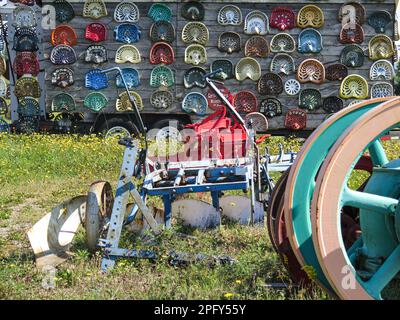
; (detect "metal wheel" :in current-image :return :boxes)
[311,97,400,299]
[266,169,289,252]
[105,126,131,139]
[85,181,114,253]
[283,97,391,293]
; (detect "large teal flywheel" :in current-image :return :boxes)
[311,99,400,300]
[284,97,394,294]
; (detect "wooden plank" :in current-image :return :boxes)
[41,1,396,130]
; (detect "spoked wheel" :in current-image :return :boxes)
[283,97,392,294]
[85,181,114,253]
[311,98,400,300]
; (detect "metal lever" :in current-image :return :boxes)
[203,68,223,80]
[100,67,146,137]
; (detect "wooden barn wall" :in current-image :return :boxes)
[41,0,396,130]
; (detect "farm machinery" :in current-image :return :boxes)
[27,67,400,300]
[28,67,295,269]
[267,97,400,300]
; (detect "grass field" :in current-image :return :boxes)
[0,133,398,300]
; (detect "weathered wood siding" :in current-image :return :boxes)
[42,0,396,130]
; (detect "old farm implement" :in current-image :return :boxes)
[20,0,400,300]
[267,97,400,300]
[27,70,400,300]
[28,67,295,270]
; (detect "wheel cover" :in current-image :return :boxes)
[371,82,394,99]
[184,67,207,89]
[370,60,394,81]
[15,77,41,98]
[299,88,322,111]
[18,97,40,117]
[115,68,140,89]
[50,44,76,65]
[85,23,107,43]
[12,5,36,28]
[322,96,344,114]
[184,44,207,66]
[369,35,395,60]
[284,109,307,130]
[115,44,141,64]
[182,22,209,46]
[340,44,364,68]
[259,98,282,118]
[114,1,139,23]
[149,21,175,43]
[340,75,369,100]
[218,32,241,54]
[244,10,269,35]
[270,7,296,31]
[270,33,295,53]
[116,91,143,112]
[233,91,258,113]
[368,11,392,33]
[245,36,269,58]
[84,92,108,112]
[217,5,242,26]
[210,60,234,80]
[114,23,141,44]
[297,5,324,29]
[51,67,74,88]
[13,30,39,52]
[270,53,295,76]
[51,25,77,46]
[148,3,172,22]
[297,58,325,84]
[244,112,268,131]
[182,92,208,116]
[339,23,364,44]
[13,52,40,77]
[149,42,174,65]
[150,88,173,110]
[85,45,107,64]
[150,65,174,87]
[311,97,400,299]
[326,64,348,81]
[284,97,391,294]
[181,1,205,21]
[298,28,323,54]
[51,92,76,112]
[284,79,301,96]
[85,69,108,90]
[82,0,108,19]
[53,0,75,23]
[257,72,283,96]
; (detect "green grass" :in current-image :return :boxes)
[0,133,398,300]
